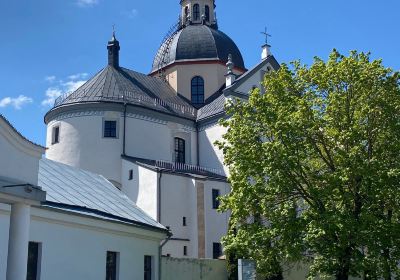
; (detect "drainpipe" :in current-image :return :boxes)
[196,123,200,166]
[122,103,127,156]
[158,232,172,280]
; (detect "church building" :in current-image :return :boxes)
[43,0,280,260]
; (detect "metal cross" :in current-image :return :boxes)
[261,27,272,45]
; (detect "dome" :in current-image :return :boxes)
[152,25,245,73]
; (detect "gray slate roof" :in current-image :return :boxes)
[52,66,196,119]
[197,93,226,121]
[38,159,165,231]
[152,25,245,72]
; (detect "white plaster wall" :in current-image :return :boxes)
[46,112,123,184]
[234,62,274,95]
[0,131,41,185]
[0,204,10,279]
[160,174,198,258]
[199,123,227,174]
[122,160,159,221]
[0,204,165,280]
[203,181,230,259]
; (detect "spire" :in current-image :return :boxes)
[225,54,236,87]
[107,26,120,68]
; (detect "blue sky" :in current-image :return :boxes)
[1,0,399,146]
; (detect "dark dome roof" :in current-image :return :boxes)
[152,25,245,72]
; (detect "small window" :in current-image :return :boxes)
[174,137,185,164]
[128,170,133,181]
[193,4,200,21]
[191,76,204,105]
[183,246,188,256]
[52,126,60,144]
[104,120,117,138]
[27,242,41,280]
[144,256,152,280]
[212,189,220,209]
[205,5,210,21]
[183,217,187,226]
[184,6,189,18]
[213,243,222,259]
[106,251,119,280]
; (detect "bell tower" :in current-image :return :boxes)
[180,0,217,27]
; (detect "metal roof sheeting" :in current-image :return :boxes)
[38,159,165,230]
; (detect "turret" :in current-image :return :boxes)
[107,30,120,68]
[180,0,217,27]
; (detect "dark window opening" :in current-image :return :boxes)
[212,189,220,209]
[193,4,200,21]
[191,76,204,105]
[184,6,189,18]
[104,120,117,138]
[27,242,40,280]
[183,246,188,256]
[129,170,133,180]
[205,5,210,21]
[106,251,118,280]
[144,256,152,280]
[52,126,60,144]
[174,137,185,164]
[183,217,187,226]
[213,243,222,259]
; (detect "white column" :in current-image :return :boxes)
[6,203,31,280]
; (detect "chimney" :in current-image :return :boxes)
[225,54,236,87]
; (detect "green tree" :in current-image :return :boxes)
[217,50,400,280]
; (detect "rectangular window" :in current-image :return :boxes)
[27,242,41,280]
[212,189,220,209]
[128,169,133,180]
[183,217,186,226]
[213,243,222,259]
[104,120,117,138]
[106,251,119,280]
[174,138,185,164]
[183,246,188,256]
[52,126,60,144]
[144,256,152,280]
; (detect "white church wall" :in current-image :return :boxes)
[0,204,164,280]
[0,204,10,279]
[199,123,227,174]
[46,112,123,185]
[234,62,274,95]
[122,160,159,221]
[0,126,42,185]
[160,174,198,258]
[203,180,230,259]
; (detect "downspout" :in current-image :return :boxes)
[122,103,127,156]
[158,232,172,280]
[157,170,163,222]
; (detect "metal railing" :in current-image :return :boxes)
[155,160,226,177]
[53,90,196,117]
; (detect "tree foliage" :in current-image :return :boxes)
[217,50,400,280]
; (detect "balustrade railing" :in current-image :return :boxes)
[156,160,225,177]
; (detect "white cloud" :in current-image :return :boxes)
[68,73,88,81]
[76,0,98,7]
[0,95,33,110]
[122,8,139,19]
[45,76,56,83]
[42,74,87,107]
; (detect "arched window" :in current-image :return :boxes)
[191,76,204,105]
[205,5,210,22]
[184,6,189,19]
[193,4,200,21]
[174,137,185,164]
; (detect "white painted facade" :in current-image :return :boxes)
[0,204,164,280]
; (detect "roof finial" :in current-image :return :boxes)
[261,27,272,46]
[225,54,236,87]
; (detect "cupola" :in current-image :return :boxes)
[107,31,120,68]
[180,0,217,27]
